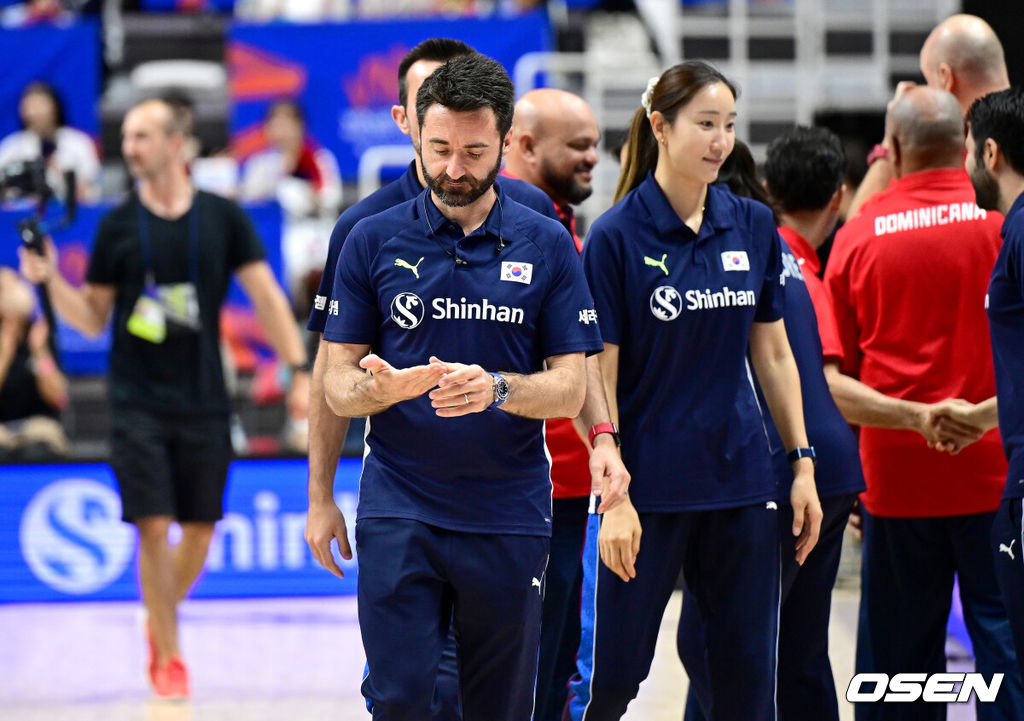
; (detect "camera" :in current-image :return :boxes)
[0,159,74,254]
[0,158,49,200]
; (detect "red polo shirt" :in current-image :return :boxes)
[501,169,592,499]
[825,167,1006,517]
[778,226,843,366]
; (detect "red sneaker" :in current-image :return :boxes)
[150,656,190,700]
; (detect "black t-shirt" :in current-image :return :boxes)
[86,191,265,416]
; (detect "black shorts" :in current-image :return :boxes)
[109,407,232,523]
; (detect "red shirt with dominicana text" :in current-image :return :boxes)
[501,169,592,499]
[824,167,1006,517]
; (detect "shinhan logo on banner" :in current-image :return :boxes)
[19,479,135,595]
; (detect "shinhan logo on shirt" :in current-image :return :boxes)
[721,251,750,271]
[686,286,756,310]
[501,262,533,285]
[432,297,525,324]
[390,292,425,329]
[650,286,683,321]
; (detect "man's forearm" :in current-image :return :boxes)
[251,285,307,366]
[824,364,923,430]
[324,366,393,417]
[500,355,586,420]
[971,397,1000,431]
[309,340,350,503]
[46,275,106,337]
[578,355,614,430]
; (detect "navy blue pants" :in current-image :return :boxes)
[535,496,589,721]
[429,496,589,721]
[568,505,780,721]
[356,518,548,721]
[991,498,1024,690]
[679,493,857,721]
[855,509,1024,721]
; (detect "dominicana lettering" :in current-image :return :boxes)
[431,297,525,324]
[685,286,756,310]
[874,202,987,236]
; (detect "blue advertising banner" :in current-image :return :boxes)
[0,20,101,140]
[0,458,360,603]
[0,199,283,375]
[228,11,552,180]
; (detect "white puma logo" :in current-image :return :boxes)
[532,577,542,592]
[766,501,778,510]
[394,257,424,278]
[1000,540,1016,560]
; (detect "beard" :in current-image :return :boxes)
[540,158,593,206]
[421,153,501,207]
[969,160,1001,212]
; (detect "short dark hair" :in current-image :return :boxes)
[764,126,845,213]
[967,87,1024,177]
[397,38,474,108]
[415,53,515,140]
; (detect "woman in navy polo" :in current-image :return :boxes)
[567,61,822,721]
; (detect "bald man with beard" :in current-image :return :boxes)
[503,88,610,721]
[505,89,600,247]
[824,86,1024,721]
[847,14,1010,218]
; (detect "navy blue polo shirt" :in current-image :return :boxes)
[759,238,865,500]
[309,161,560,332]
[322,186,602,535]
[987,192,1024,500]
[582,174,783,511]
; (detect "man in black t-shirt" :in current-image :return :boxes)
[19,98,310,700]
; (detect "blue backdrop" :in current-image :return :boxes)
[0,21,101,140]
[228,11,552,180]
[1,457,361,603]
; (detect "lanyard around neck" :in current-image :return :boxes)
[136,193,200,287]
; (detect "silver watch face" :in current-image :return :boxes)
[495,377,510,401]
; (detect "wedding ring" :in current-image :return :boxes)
[464,394,470,405]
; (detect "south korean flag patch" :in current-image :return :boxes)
[721,251,750,272]
[501,261,533,285]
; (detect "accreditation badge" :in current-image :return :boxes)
[127,292,167,344]
[156,282,201,331]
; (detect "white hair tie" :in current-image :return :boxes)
[641,76,660,118]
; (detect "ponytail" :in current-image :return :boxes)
[614,107,659,203]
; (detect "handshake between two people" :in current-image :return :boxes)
[919,397,997,455]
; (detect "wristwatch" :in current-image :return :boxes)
[589,422,620,448]
[489,372,510,410]
[787,446,817,466]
